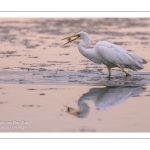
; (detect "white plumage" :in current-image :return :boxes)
[65,87,145,118]
[62,31,147,77]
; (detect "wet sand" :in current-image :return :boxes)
[0,84,150,132]
[0,18,150,132]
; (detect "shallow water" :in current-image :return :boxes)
[0,18,150,132]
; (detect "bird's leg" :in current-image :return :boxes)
[117,65,131,76]
[107,67,111,78]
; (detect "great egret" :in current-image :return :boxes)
[62,31,147,77]
[65,86,146,118]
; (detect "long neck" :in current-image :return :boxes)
[78,35,91,57]
[79,34,90,48]
[77,100,90,118]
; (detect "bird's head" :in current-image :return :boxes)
[62,31,88,45]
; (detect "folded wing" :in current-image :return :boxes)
[96,41,146,70]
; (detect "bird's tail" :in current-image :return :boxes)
[129,53,147,64]
[127,53,147,70]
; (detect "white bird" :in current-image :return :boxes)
[65,86,146,118]
[62,31,147,77]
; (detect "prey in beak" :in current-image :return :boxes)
[62,34,80,45]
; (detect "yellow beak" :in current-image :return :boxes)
[62,34,80,45]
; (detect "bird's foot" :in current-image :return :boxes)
[107,75,112,79]
[126,73,131,77]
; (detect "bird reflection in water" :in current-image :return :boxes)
[64,86,146,118]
